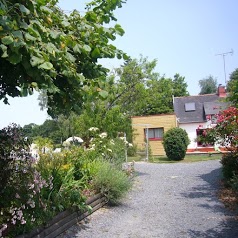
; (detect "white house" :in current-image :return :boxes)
[173,85,229,152]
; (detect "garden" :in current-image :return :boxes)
[0,0,238,236]
[0,124,132,237]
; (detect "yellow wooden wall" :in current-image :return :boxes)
[131,114,177,156]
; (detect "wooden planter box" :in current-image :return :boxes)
[17,194,107,238]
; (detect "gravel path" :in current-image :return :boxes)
[58,160,238,238]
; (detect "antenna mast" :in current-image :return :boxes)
[215,49,233,84]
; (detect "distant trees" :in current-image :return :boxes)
[28,56,190,146]
[107,56,189,116]
[227,68,238,107]
[198,76,217,95]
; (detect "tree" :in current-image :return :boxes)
[108,57,189,116]
[198,75,217,95]
[227,68,238,107]
[34,136,53,153]
[108,56,155,116]
[0,0,127,116]
[172,73,189,97]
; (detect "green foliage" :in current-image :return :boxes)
[199,75,217,95]
[91,160,131,204]
[163,128,189,161]
[108,57,189,116]
[34,136,53,152]
[231,174,238,193]
[0,122,132,236]
[0,0,127,116]
[202,107,238,187]
[0,124,51,237]
[220,152,238,180]
[227,68,238,107]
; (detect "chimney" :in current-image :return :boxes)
[217,84,226,97]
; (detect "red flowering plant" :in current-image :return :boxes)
[203,107,238,181]
[213,107,238,151]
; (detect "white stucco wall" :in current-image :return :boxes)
[179,121,212,149]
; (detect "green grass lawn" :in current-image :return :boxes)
[128,153,222,163]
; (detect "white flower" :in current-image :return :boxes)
[107,149,112,153]
[119,136,126,142]
[110,139,115,145]
[28,183,34,189]
[99,132,107,138]
[128,143,133,147]
[88,127,99,131]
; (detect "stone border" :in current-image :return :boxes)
[17,194,107,238]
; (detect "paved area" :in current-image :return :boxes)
[58,160,238,238]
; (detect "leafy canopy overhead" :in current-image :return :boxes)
[0,0,127,116]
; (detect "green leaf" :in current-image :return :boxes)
[91,47,100,58]
[114,24,125,36]
[30,56,45,67]
[12,31,24,40]
[99,90,108,99]
[31,82,38,88]
[65,52,76,63]
[50,30,61,39]
[21,87,28,96]
[73,44,81,53]
[24,33,36,41]
[0,44,7,53]
[62,20,70,27]
[40,6,53,14]
[8,53,22,64]
[83,44,91,52]
[123,53,129,60]
[19,4,30,15]
[117,53,122,59]
[19,21,28,29]
[38,62,53,70]
[2,36,14,45]
[1,51,8,58]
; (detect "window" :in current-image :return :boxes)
[196,129,212,147]
[145,128,164,140]
[185,102,196,111]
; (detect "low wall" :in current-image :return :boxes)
[17,194,107,238]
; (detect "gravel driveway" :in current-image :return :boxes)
[58,160,238,238]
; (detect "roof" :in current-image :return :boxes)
[203,101,229,115]
[173,94,229,123]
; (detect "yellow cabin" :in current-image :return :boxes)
[131,114,177,156]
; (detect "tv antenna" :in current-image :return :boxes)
[215,49,233,84]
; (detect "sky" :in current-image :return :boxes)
[0,0,237,129]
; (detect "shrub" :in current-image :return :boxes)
[220,152,238,180]
[0,124,50,237]
[91,161,131,204]
[36,148,91,212]
[163,128,189,161]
